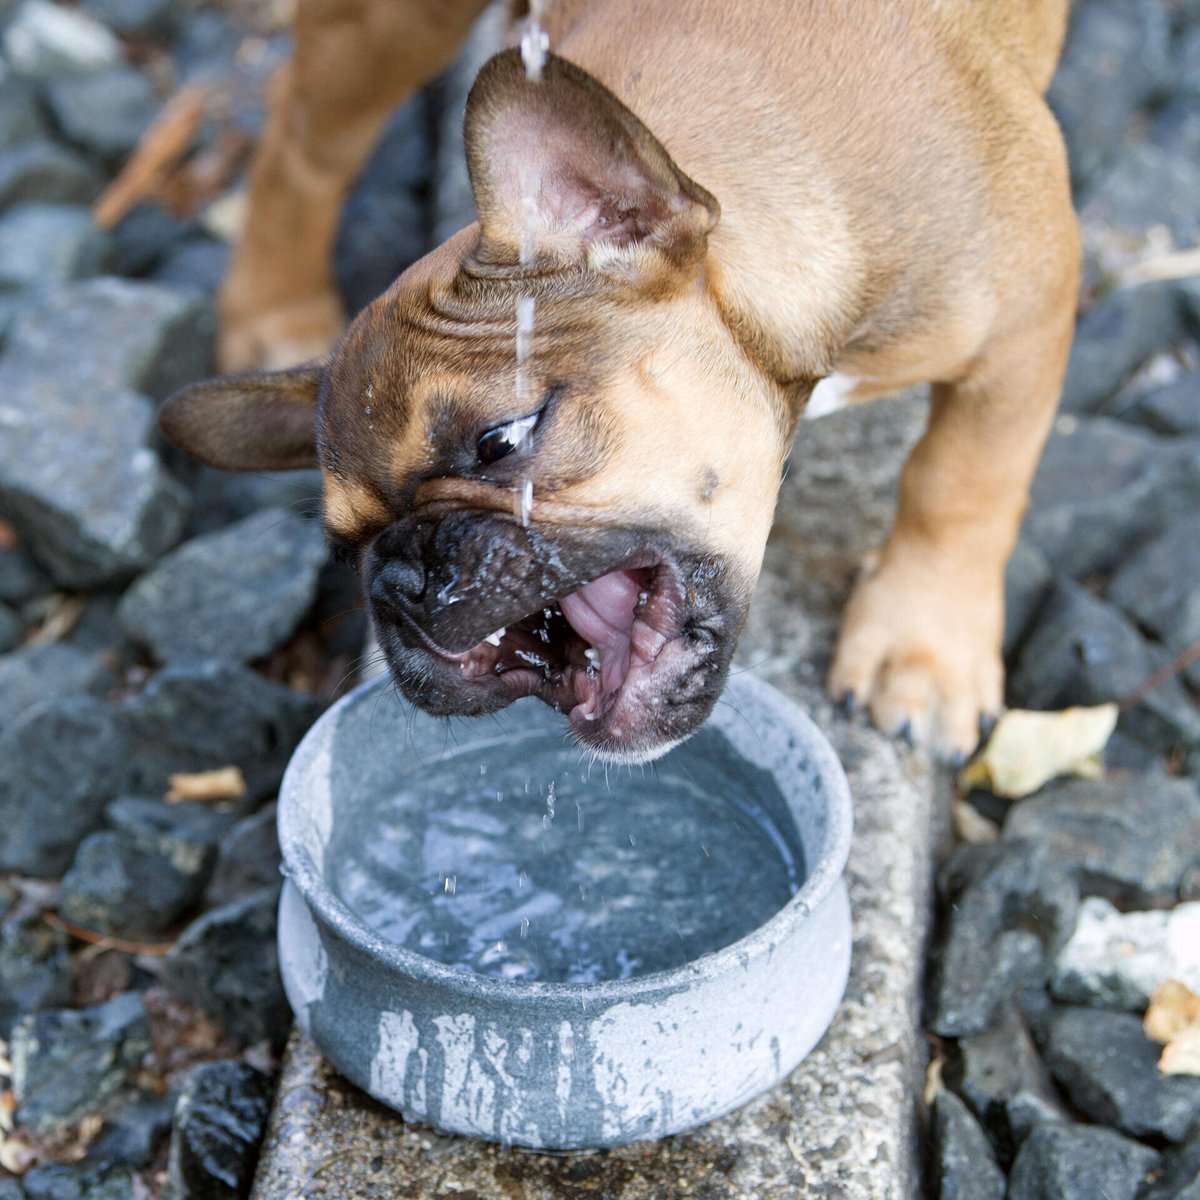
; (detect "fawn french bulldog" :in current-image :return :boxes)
[160,0,1080,763]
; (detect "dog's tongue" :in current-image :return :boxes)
[559,570,642,693]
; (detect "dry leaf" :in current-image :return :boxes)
[951,799,999,844]
[957,704,1118,799]
[165,765,246,803]
[1145,980,1200,1076]
[1160,1027,1200,1076]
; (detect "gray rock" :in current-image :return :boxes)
[1151,95,1200,168]
[1007,1123,1159,1200]
[2,0,123,76]
[1127,373,1200,438]
[184,467,323,538]
[1043,1006,1200,1142]
[1058,284,1182,415]
[108,202,193,277]
[0,1178,22,1200]
[0,696,129,876]
[925,841,1078,1038]
[60,828,204,937]
[82,0,180,39]
[163,886,289,1046]
[0,915,70,1035]
[929,1091,1004,1200]
[0,366,189,588]
[334,94,431,316]
[3,276,215,400]
[118,508,327,663]
[163,1060,274,1200]
[0,601,20,653]
[121,659,322,802]
[1051,896,1200,1010]
[0,203,108,291]
[88,1092,176,1169]
[106,794,233,877]
[0,78,48,150]
[1047,0,1173,194]
[1003,775,1200,908]
[0,544,49,604]
[150,237,231,296]
[1007,581,1200,755]
[10,992,150,1133]
[1003,539,1053,658]
[1080,141,1200,250]
[21,1162,133,1200]
[1141,1133,1200,1200]
[205,802,280,908]
[948,1001,1069,1167]
[0,137,103,207]
[45,66,158,163]
[1023,416,1197,577]
[0,641,115,729]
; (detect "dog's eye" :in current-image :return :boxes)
[476,410,540,465]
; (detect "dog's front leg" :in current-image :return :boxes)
[218,0,488,370]
[828,298,1077,761]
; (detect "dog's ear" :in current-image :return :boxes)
[159,363,323,471]
[465,49,719,268]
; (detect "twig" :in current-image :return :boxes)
[44,912,176,957]
[1119,639,1200,712]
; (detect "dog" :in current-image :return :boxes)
[159,0,1080,764]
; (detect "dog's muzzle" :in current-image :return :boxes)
[364,509,748,762]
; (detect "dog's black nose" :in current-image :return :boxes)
[371,557,427,613]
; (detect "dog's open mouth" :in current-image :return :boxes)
[441,560,681,732]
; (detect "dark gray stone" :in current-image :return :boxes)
[334,94,431,317]
[929,1090,1004,1200]
[0,78,48,150]
[0,641,115,729]
[205,802,280,908]
[1080,141,1200,249]
[164,1060,273,1200]
[2,0,122,76]
[925,841,1078,1038]
[162,886,288,1046]
[0,696,130,876]
[21,1162,133,1200]
[107,203,193,278]
[117,508,327,663]
[0,203,108,290]
[1151,94,1200,167]
[46,66,158,164]
[0,365,189,588]
[948,1001,1069,1168]
[171,9,242,83]
[82,0,180,38]
[1058,285,1183,415]
[1141,1132,1200,1200]
[60,828,203,937]
[1003,776,1200,908]
[0,138,103,207]
[1022,417,1196,576]
[1047,0,1173,194]
[1125,372,1200,437]
[0,601,20,653]
[106,794,233,876]
[88,1092,177,1169]
[1044,1007,1200,1142]
[0,1178,22,1200]
[1007,1123,1158,1200]
[1007,581,1200,754]
[10,992,150,1133]
[150,237,231,296]
[184,467,323,538]
[1108,515,1200,692]
[0,915,70,1036]
[121,659,322,802]
[1003,539,1053,658]
[3,276,215,401]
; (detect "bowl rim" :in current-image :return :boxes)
[278,671,854,1005]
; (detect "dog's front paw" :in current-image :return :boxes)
[828,556,1004,762]
[217,290,346,371]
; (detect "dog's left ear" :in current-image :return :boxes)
[158,363,323,471]
[465,49,719,269]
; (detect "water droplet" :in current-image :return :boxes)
[444,874,457,895]
[520,918,530,939]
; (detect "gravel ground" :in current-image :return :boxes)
[0,1,1196,1198]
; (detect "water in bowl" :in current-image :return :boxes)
[330,727,806,984]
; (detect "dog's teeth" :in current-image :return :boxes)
[584,647,601,670]
[484,627,507,647]
[637,590,649,606]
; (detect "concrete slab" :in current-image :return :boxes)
[251,397,942,1200]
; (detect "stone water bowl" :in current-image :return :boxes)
[276,672,853,1149]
